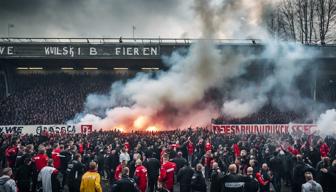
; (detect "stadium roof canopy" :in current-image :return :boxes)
[0,37,335,71]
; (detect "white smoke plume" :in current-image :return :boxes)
[77,40,225,131]
[317,109,336,136]
[72,0,328,132]
[222,42,319,118]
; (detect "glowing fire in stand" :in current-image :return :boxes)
[112,116,162,132]
[146,126,158,132]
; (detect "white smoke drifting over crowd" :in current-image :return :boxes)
[222,42,318,118]
[72,0,333,133]
[317,109,336,136]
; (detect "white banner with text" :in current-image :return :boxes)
[212,124,317,135]
[0,124,94,135]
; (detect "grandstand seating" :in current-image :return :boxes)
[0,73,127,125]
[1,73,336,125]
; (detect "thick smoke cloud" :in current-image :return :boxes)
[222,42,319,118]
[317,109,336,136]
[77,38,229,130]
[73,0,254,131]
[71,0,330,132]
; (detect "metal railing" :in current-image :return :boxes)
[0,37,262,45]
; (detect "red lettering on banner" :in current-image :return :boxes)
[212,125,219,133]
[212,124,317,135]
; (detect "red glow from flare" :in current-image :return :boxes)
[133,116,149,129]
[146,126,159,132]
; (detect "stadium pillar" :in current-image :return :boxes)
[2,62,14,97]
[3,72,9,97]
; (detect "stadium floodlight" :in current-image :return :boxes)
[61,67,74,70]
[83,67,98,70]
[16,67,28,70]
[29,67,43,70]
[113,68,128,70]
[141,68,159,70]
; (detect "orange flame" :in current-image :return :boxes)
[146,126,159,132]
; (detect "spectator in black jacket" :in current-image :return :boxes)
[108,149,119,183]
[59,145,72,188]
[66,153,84,192]
[210,162,223,192]
[327,160,336,191]
[292,155,307,192]
[16,158,33,192]
[244,167,259,192]
[177,163,194,192]
[191,164,206,192]
[112,167,139,192]
[221,164,245,192]
[143,154,160,192]
[172,151,187,174]
[316,156,330,191]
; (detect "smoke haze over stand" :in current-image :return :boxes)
[70,0,335,134]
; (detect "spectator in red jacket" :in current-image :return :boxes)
[134,159,147,192]
[205,139,212,152]
[51,143,61,169]
[287,145,300,156]
[233,143,240,158]
[256,163,271,192]
[159,153,176,192]
[115,159,127,181]
[124,141,130,152]
[33,147,49,172]
[5,142,18,168]
[319,140,330,157]
[187,138,194,164]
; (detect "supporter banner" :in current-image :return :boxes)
[212,124,317,135]
[0,44,160,58]
[0,124,94,135]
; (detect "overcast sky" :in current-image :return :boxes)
[0,0,202,38]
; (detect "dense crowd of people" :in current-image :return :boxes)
[1,73,336,192]
[0,73,129,125]
[0,129,336,192]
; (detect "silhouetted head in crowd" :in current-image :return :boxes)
[89,162,97,171]
[162,153,169,163]
[38,147,46,154]
[228,164,237,174]
[75,153,82,162]
[261,163,268,171]
[122,167,130,176]
[1,167,13,177]
[212,162,219,169]
[135,159,142,166]
[196,164,203,172]
[296,155,303,163]
[47,159,54,167]
[247,167,253,177]
[304,171,314,181]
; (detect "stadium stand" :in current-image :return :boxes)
[0,73,129,125]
